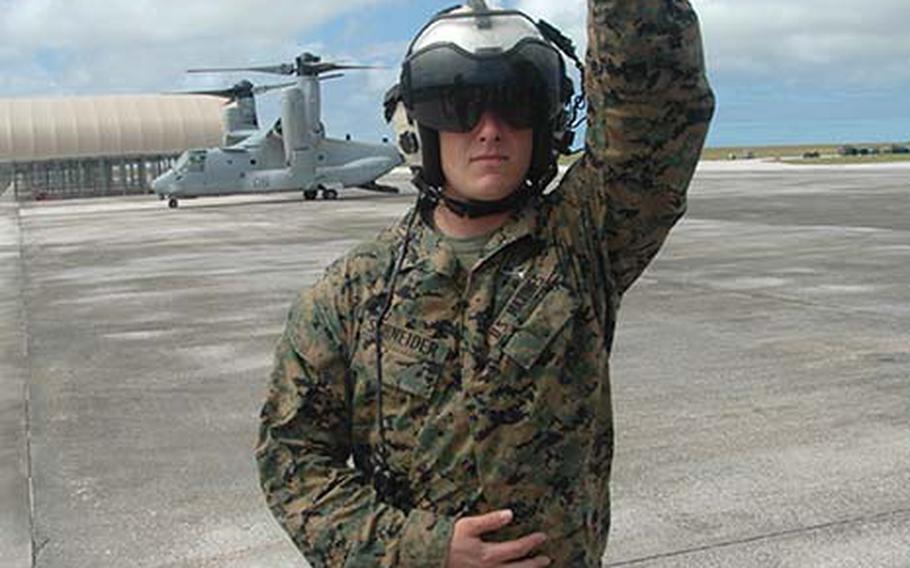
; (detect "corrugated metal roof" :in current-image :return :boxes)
[0,95,225,163]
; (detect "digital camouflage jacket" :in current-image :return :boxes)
[257,0,715,565]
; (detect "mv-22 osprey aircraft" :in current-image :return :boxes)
[152,53,403,208]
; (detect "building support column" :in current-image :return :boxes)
[11,163,18,200]
[101,159,110,195]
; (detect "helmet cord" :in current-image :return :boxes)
[537,19,587,129]
[371,204,420,510]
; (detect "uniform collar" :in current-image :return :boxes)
[480,198,539,265]
[398,199,540,277]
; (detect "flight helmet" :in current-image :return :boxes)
[385,1,583,216]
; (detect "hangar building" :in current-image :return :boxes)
[0,95,224,200]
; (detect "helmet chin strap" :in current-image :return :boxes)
[440,186,533,218]
[413,172,536,219]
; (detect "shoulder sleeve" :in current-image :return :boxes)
[555,0,715,295]
[255,252,454,567]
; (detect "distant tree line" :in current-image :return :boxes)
[837,143,910,157]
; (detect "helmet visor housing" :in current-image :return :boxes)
[402,11,565,133]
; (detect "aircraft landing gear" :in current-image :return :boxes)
[303,189,318,201]
[322,189,339,200]
[168,197,179,209]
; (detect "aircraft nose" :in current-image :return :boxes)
[151,172,172,195]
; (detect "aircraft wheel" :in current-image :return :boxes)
[303,190,318,201]
[168,198,179,209]
[323,189,339,200]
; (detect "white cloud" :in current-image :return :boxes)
[695,0,910,83]
[0,0,394,97]
[512,0,910,85]
[1,0,906,145]
[0,0,385,50]
[6,0,907,97]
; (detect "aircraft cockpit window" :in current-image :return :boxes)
[174,153,189,171]
[187,151,207,173]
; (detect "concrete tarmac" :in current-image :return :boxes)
[1,192,32,568]
[1,163,908,567]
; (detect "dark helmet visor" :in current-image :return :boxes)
[403,39,564,133]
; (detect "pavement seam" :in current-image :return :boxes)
[15,201,37,568]
[604,508,910,566]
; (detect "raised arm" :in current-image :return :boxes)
[255,259,454,567]
[560,0,715,294]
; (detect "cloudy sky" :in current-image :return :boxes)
[1,0,907,147]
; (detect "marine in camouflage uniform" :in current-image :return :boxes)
[256,0,715,565]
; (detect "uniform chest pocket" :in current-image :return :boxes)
[378,321,449,399]
[380,349,437,398]
[502,283,575,371]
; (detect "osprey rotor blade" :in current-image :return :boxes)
[176,87,237,99]
[252,81,297,95]
[188,53,386,79]
[170,79,291,104]
[187,63,296,75]
[310,63,385,74]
